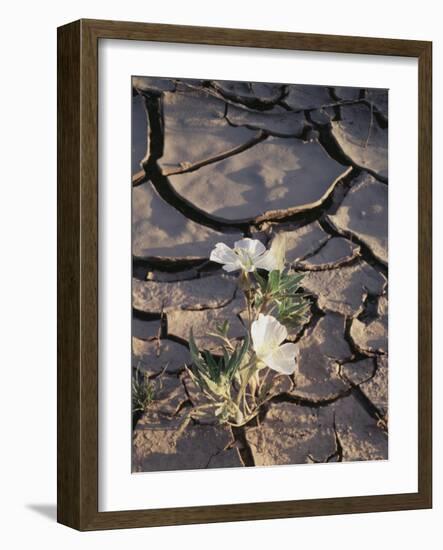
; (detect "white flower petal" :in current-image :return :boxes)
[221,262,241,273]
[234,238,266,260]
[254,250,279,271]
[255,234,286,272]
[210,243,239,267]
[251,314,288,358]
[269,233,286,271]
[264,343,298,374]
[262,314,288,348]
[251,314,269,356]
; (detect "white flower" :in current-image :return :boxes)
[251,314,297,375]
[254,233,286,272]
[210,238,269,273]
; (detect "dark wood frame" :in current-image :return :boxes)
[57,18,432,531]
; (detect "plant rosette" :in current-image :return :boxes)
[177,235,311,430]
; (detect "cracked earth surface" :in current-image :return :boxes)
[131,77,388,471]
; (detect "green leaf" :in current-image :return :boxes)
[132,369,155,414]
[222,347,231,370]
[203,350,220,382]
[199,370,223,395]
[226,334,250,380]
[226,347,239,377]
[236,333,250,369]
[216,320,230,337]
[189,329,200,360]
[268,270,281,293]
[254,270,267,290]
[279,273,304,294]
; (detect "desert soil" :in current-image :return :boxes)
[131,77,388,471]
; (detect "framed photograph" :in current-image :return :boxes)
[57,19,432,530]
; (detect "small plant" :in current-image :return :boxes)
[132,365,155,414]
[181,234,310,429]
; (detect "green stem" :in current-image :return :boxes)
[243,390,252,415]
[242,272,254,341]
[258,368,271,398]
[235,360,256,407]
[227,408,260,427]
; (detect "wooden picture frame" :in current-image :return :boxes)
[57,18,432,530]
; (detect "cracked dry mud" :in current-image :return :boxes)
[131,77,388,472]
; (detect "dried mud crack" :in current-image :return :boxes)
[131,77,389,471]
